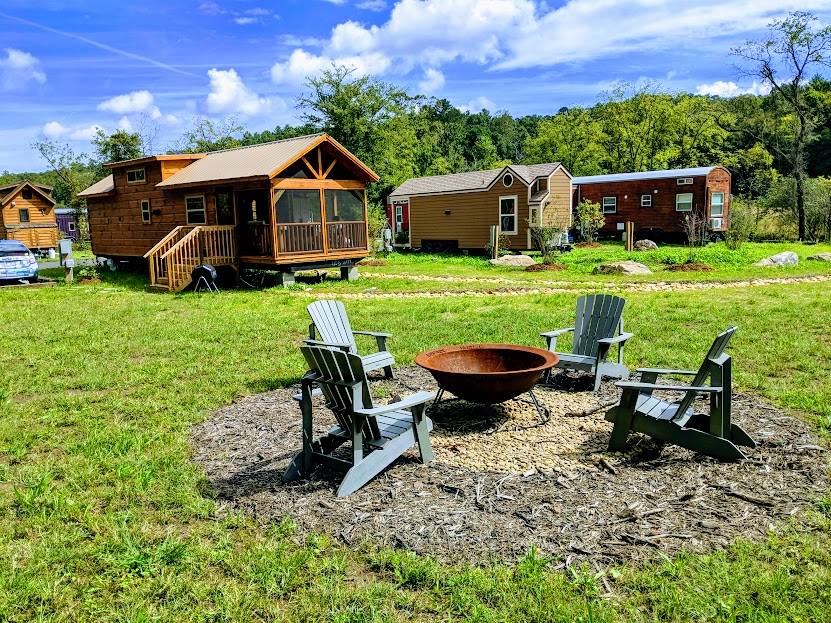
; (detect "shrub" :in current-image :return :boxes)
[724,197,756,250]
[681,211,708,262]
[575,200,605,242]
[529,224,565,263]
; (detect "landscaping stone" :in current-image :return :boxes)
[593,260,652,275]
[489,254,536,268]
[807,252,831,262]
[633,239,658,251]
[753,251,799,267]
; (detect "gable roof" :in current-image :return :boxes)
[156,133,379,188]
[78,174,115,198]
[572,166,720,185]
[388,162,564,199]
[0,180,56,207]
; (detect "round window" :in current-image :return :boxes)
[502,173,514,187]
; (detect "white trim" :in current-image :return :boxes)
[640,194,652,207]
[185,194,207,225]
[140,198,151,224]
[675,192,693,212]
[502,173,514,187]
[498,195,518,235]
[676,177,693,185]
[67,222,76,231]
[710,191,724,216]
[602,196,617,214]
[126,168,146,184]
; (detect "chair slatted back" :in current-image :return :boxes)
[300,345,381,439]
[573,294,626,357]
[673,326,737,420]
[308,300,358,353]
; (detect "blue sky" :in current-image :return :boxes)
[2,0,831,171]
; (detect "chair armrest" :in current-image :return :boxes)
[353,330,392,338]
[615,381,722,393]
[636,367,698,376]
[597,332,634,345]
[303,339,352,352]
[540,327,574,338]
[354,391,436,416]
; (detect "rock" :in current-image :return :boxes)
[593,260,652,275]
[633,239,658,251]
[489,254,536,268]
[753,251,799,267]
[807,252,831,262]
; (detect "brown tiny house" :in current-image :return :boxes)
[572,166,731,240]
[0,181,59,251]
[79,134,379,291]
[388,163,572,252]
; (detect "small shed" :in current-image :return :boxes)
[0,181,58,250]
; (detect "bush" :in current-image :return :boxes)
[724,198,756,250]
[529,225,565,263]
[575,200,604,242]
[366,202,389,255]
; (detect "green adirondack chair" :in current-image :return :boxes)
[283,344,435,497]
[306,300,395,378]
[541,294,634,390]
[605,327,756,461]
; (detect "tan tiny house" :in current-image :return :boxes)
[79,134,379,291]
[387,163,572,252]
[0,181,59,251]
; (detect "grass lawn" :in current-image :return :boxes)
[1,253,831,621]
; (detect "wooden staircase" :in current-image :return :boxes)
[144,225,237,292]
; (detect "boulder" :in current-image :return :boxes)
[489,254,536,268]
[633,239,658,251]
[753,251,799,267]
[593,260,652,275]
[807,252,831,262]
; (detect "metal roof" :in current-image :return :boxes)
[572,167,718,185]
[389,162,562,199]
[78,174,114,197]
[0,180,56,206]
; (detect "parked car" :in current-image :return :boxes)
[0,240,39,283]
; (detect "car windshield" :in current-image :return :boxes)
[0,242,28,257]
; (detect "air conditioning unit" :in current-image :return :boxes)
[709,217,723,229]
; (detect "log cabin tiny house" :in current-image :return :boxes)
[79,134,379,291]
[572,167,731,240]
[0,181,59,251]
[388,163,573,252]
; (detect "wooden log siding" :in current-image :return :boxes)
[0,187,58,249]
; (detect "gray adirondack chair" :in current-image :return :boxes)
[541,294,633,390]
[605,327,756,461]
[283,344,434,497]
[306,300,395,378]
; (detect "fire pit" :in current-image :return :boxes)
[415,344,558,418]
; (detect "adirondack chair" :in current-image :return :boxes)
[306,300,395,378]
[605,327,756,461]
[283,344,435,497]
[541,294,633,390]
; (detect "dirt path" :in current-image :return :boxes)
[324,272,831,299]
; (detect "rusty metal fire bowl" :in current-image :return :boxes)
[415,343,559,405]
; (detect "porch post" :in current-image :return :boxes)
[320,187,329,256]
[363,189,370,252]
[270,182,279,260]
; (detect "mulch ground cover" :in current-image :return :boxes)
[192,367,829,566]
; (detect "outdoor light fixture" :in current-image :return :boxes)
[444,209,451,215]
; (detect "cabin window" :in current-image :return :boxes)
[140,199,151,223]
[18,208,30,223]
[502,173,514,187]
[676,177,693,185]
[325,190,364,222]
[710,192,724,216]
[602,196,617,214]
[395,205,403,226]
[126,168,146,184]
[68,222,76,231]
[675,193,693,212]
[275,189,321,223]
[185,195,206,224]
[499,196,518,234]
[640,194,652,207]
[22,187,33,200]
[216,191,234,225]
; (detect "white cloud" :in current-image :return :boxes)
[69,124,103,141]
[322,0,347,4]
[97,90,155,114]
[42,121,68,138]
[245,7,272,16]
[199,2,226,15]
[0,48,47,91]
[42,120,106,141]
[234,17,258,25]
[271,48,391,86]
[695,80,772,97]
[460,96,496,112]
[117,116,133,131]
[206,68,273,116]
[278,34,326,47]
[418,67,445,93]
[357,0,387,10]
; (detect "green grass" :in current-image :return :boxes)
[1,262,831,621]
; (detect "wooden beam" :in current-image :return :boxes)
[302,157,322,179]
[317,148,323,178]
[272,179,366,190]
[322,159,337,179]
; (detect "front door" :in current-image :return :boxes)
[235,189,271,256]
[216,190,235,225]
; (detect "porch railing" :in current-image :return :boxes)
[145,225,236,291]
[326,221,367,251]
[243,222,272,256]
[277,223,324,254]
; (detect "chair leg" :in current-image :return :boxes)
[411,405,434,463]
[592,367,604,392]
[607,407,634,451]
[382,365,394,379]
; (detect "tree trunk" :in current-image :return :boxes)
[795,171,806,241]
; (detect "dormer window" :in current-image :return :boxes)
[502,173,514,187]
[127,168,146,184]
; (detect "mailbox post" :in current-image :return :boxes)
[58,239,73,267]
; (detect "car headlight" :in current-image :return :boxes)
[27,254,37,266]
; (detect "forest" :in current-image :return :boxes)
[3,12,831,241]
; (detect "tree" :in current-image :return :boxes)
[174,117,245,153]
[732,11,831,239]
[524,107,604,175]
[575,199,605,242]
[32,139,94,235]
[92,129,143,178]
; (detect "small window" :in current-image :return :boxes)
[640,194,652,207]
[395,205,403,225]
[22,187,33,200]
[499,196,518,234]
[711,192,724,216]
[126,168,146,184]
[68,222,76,231]
[140,199,151,223]
[185,195,206,225]
[676,177,693,185]
[18,208,30,222]
[503,173,514,187]
[602,196,617,214]
[676,193,693,212]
